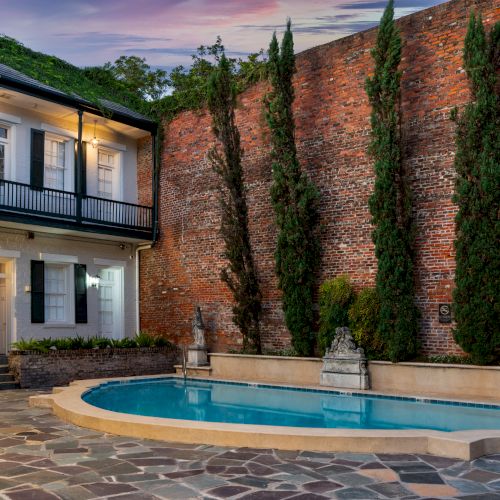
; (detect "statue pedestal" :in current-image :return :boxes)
[187,344,208,367]
[320,327,370,390]
[320,354,369,390]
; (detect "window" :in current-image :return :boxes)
[31,258,85,324]
[44,264,70,323]
[98,149,114,199]
[44,135,66,190]
[0,125,9,180]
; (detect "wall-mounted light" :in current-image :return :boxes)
[90,120,100,149]
[88,274,101,288]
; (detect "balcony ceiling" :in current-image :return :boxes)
[0,89,150,139]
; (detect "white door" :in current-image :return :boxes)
[98,267,123,340]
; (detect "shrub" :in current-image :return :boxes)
[318,275,355,354]
[265,21,321,356]
[11,333,174,352]
[452,13,500,365]
[208,53,263,353]
[365,0,419,362]
[349,288,384,358]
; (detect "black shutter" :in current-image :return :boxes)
[31,260,44,323]
[74,141,87,195]
[74,264,87,323]
[30,129,45,189]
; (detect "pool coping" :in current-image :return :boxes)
[32,374,500,461]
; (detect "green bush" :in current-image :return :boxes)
[265,21,321,356]
[348,288,384,358]
[11,333,174,352]
[365,0,419,362]
[452,13,500,365]
[318,275,355,354]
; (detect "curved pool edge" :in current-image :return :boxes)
[32,376,500,461]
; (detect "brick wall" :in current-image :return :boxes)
[138,0,498,355]
[8,347,178,388]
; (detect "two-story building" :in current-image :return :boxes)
[0,63,158,354]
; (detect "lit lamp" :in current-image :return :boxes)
[88,274,101,288]
[90,120,99,148]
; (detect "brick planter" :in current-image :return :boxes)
[8,346,179,388]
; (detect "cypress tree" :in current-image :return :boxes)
[365,0,419,362]
[452,14,500,365]
[207,54,263,353]
[266,21,321,356]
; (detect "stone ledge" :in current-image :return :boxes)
[43,375,500,461]
[174,365,212,377]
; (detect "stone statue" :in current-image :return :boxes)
[192,306,205,347]
[320,326,370,390]
[326,326,364,358]
[187,306,208,367]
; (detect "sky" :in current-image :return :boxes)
[2,0,445,71]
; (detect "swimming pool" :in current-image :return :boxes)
[82,377,500,432]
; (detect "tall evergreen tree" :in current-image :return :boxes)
[265,21,321,356]
[365,0,419,362]
[452,14,500,365]
[207,54,263,353]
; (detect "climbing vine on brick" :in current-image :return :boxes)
[452,13,500,365]
[207,54,263,353]
[365,0,419,362]
[265,21,321,356]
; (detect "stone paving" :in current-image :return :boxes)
[1,391,500,499]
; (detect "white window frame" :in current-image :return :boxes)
[43,262,75,326]
[44,132,74,192]
[97,147,122,201]
[0,123,11,181]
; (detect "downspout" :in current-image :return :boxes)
[135,243,152,334]
[136,129,160,333]
[151,130,160,245]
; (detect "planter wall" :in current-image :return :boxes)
[208,353,500,401]
[9,347,179,388]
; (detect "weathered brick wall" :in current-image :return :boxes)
[8,347,178,388]
[137,136,153,207]
[138,0,498,355]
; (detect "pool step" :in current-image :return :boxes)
[0,357,19,390]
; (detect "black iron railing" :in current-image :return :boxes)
[0,179,152,232]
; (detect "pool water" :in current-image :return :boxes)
[82,377,500,432]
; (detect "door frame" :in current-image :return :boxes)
[0,255,17,354]
[96,264,124,340]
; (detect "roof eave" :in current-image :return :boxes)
[0,75,157,134]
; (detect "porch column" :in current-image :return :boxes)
[76,110,83,222]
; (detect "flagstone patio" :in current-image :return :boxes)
[1,390,500,499]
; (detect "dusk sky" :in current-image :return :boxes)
[3,0,445,71]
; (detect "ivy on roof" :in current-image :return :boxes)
[0,36,148,117]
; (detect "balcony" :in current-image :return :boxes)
[0,179,153,240]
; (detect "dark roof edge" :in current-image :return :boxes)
[0,73,157,134]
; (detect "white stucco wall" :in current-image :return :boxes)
[0,101,138,204]
[0,229,137,346]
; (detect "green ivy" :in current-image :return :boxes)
[207,54,263,353]
[365,0,419,362]
[154,37,268,121]
[318,276,355,354]
[265,21,321,356]
[452,14,500,365]
[0,36,148,116]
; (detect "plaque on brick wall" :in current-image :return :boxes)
[439,303,452,323]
